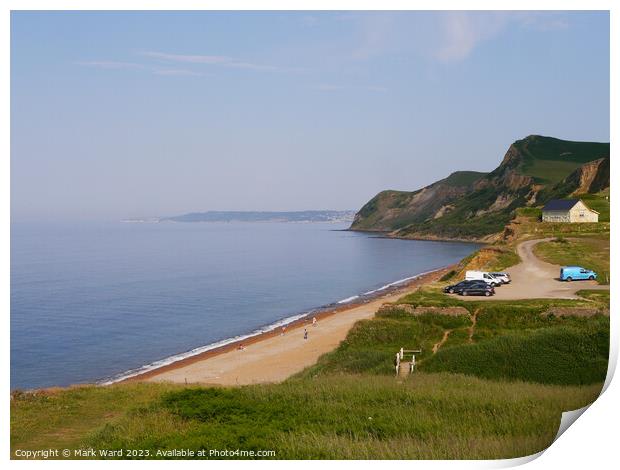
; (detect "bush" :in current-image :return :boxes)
[439,270,457,282]
[420,325,609,385]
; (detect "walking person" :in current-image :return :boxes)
[304,328,308,340]
[312,316,317,327]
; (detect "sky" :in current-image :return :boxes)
[11,11,610,220]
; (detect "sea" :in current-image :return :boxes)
[10,220,480,390]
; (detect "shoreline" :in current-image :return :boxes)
[345,227,492,244]
[122,265,453,385]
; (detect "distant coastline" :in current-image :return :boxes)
[122,210,356,224]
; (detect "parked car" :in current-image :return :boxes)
[489,272,511,284]
[560,266,597,282]
[465,270,502,287]
[444,280,493,295]
[459,282,495,297]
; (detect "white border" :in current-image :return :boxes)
[2,1,616,468]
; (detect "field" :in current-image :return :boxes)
[534,236,610,284]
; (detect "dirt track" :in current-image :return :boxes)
[460,238,608,301]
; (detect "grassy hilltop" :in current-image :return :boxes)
[351,135,610,240]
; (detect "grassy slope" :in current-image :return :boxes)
[11,375,602,460]
[517,137,609,184]
[578,193,610,222]
[533,235,610,284]
[302,289,609,383]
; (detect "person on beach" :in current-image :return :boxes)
[312,317,317,327]
[281,326,286,336]
[304,328,308,340]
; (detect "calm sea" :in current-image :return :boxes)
[11,221,480,389]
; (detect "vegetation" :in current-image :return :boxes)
[534,236,610,284]
[11,375,602,460]
[306,288,609,379]
[578,193,610,222]
[421,325,608,385]
[439,270,457,282]
[515,136,609,184]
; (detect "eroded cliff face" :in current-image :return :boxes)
[351,171,485,231]
[351,135,610,240]
[541,156,610,201]
[568,157,609,195]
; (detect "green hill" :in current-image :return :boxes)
[350,135,610,240]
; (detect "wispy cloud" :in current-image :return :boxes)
[76,60,144,69]
[351,13,395,60]
[143,51,282,71]
[435,12,571,63]
[435,12,508,63]
[315,84,388,93]
[315,84,343,91]
[516,12,570,32]
[152,68,203,77]
[344,11,571,65]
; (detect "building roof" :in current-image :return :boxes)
[542,199,580,211]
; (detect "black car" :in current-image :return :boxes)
[444,280,494,296]
[459,283,494,296]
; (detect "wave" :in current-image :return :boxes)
[98,310,313,385]
[361,269,437,296]
[100,267,442,386]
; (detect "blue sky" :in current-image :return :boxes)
[11,11,609,220]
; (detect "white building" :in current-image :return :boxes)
[541,199,599,223]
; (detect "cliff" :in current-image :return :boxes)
[350,135,610,240]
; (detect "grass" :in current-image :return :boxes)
[299,290,609,382]
[521,159,585,184]
[11,375,603,460]
[534,236,610,284]
[578,193,610,222]
[576,289,610,306]
[10,382,183,453]
[420,325,609,385]
[516,207,542,219]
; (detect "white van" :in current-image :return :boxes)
[465,271,502,287]
[490,272,511,284]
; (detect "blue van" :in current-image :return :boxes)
[560,266,597,282]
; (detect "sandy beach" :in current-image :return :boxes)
[131,268,449,386]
